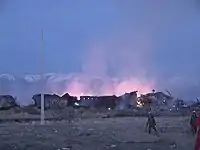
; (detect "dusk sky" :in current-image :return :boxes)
[0,0,200,100]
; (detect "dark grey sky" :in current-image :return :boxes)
[0,0,200,99]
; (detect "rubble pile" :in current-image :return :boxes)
[136,92,174,113]
[32,93,77,109]
[0,90,198,117]
[0,95,19,110]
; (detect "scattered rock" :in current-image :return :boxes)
[110,144,116,148]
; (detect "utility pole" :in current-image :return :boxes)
[40,27,45,125]
[0,76,1,95]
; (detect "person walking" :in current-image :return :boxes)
[194,111,200,150]
[145,112,159,136]
[190,111,197,135]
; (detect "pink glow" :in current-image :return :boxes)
[59,75,155,97]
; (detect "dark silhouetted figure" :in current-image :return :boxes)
[145,112,159,136]
[195,111,200,150]
[190,111,197,135]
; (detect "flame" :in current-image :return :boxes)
[76,92,93,100]
[136,100,143,107]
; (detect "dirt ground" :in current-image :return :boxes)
[0,116,195,150]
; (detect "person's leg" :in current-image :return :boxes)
[152,126,159,136]
[195,126,197,134]
[148,126,151,134]
[195,140,200,150]
[152,126,157,131]
[191,126,194,134]
[192,125,197,135]
[195,137,200,150]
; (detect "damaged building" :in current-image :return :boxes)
[32,93,78,109]
[33,94,61,109]
[116,91,138,109]
[77,91,137,110]
[0,95,19,110]
[78,95,117,109]
[137,92,174,111]
[61,93,77,107]
[32,94,64,109]
[31,90,196,114]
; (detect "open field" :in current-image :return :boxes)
[0,116,195,150]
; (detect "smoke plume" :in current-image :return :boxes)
[62,0,200,100]
[0,0,200,103]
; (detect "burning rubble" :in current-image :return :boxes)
[29,90,191,114]
[136,91,174,110]
[0,89,198,116]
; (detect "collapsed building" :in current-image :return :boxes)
[0,89,197,116]
[77,91,138,110]
[0,95,19,110]
[31,91,138,110]
[116,91,137,109]
[61,93,78,107]
[185,99,200,111]
[137,92,174,111]
[32,94,62,109]
[78,95,117,109]
[0,88,193,114]
[172,99,187,110]
[32,93,77,109]
[32,91,175,111]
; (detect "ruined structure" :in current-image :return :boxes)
[0,95,19,110]
[116,91,138,109]
[32,94,62,109]
[61,93,77,107]
[78,95,117,109]
[32,93,78,109]
[188,100,200,111]
[137,92,174,111]
[31,90,192,114]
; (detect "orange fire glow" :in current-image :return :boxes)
[60,75,155,98]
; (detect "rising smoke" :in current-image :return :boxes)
[63,29,155,96]
[62,0,200,100]
[0,0,200,104]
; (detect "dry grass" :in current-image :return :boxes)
[0,116,195,150]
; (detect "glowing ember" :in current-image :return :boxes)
[136,100,143,107]
[74,102,79,106]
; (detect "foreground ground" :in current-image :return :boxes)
[0,116,194,150]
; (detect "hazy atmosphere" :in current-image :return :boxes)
[0,0,200,104]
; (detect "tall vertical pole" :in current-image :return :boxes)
[0,76,1,95]
[40,27,45,125]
